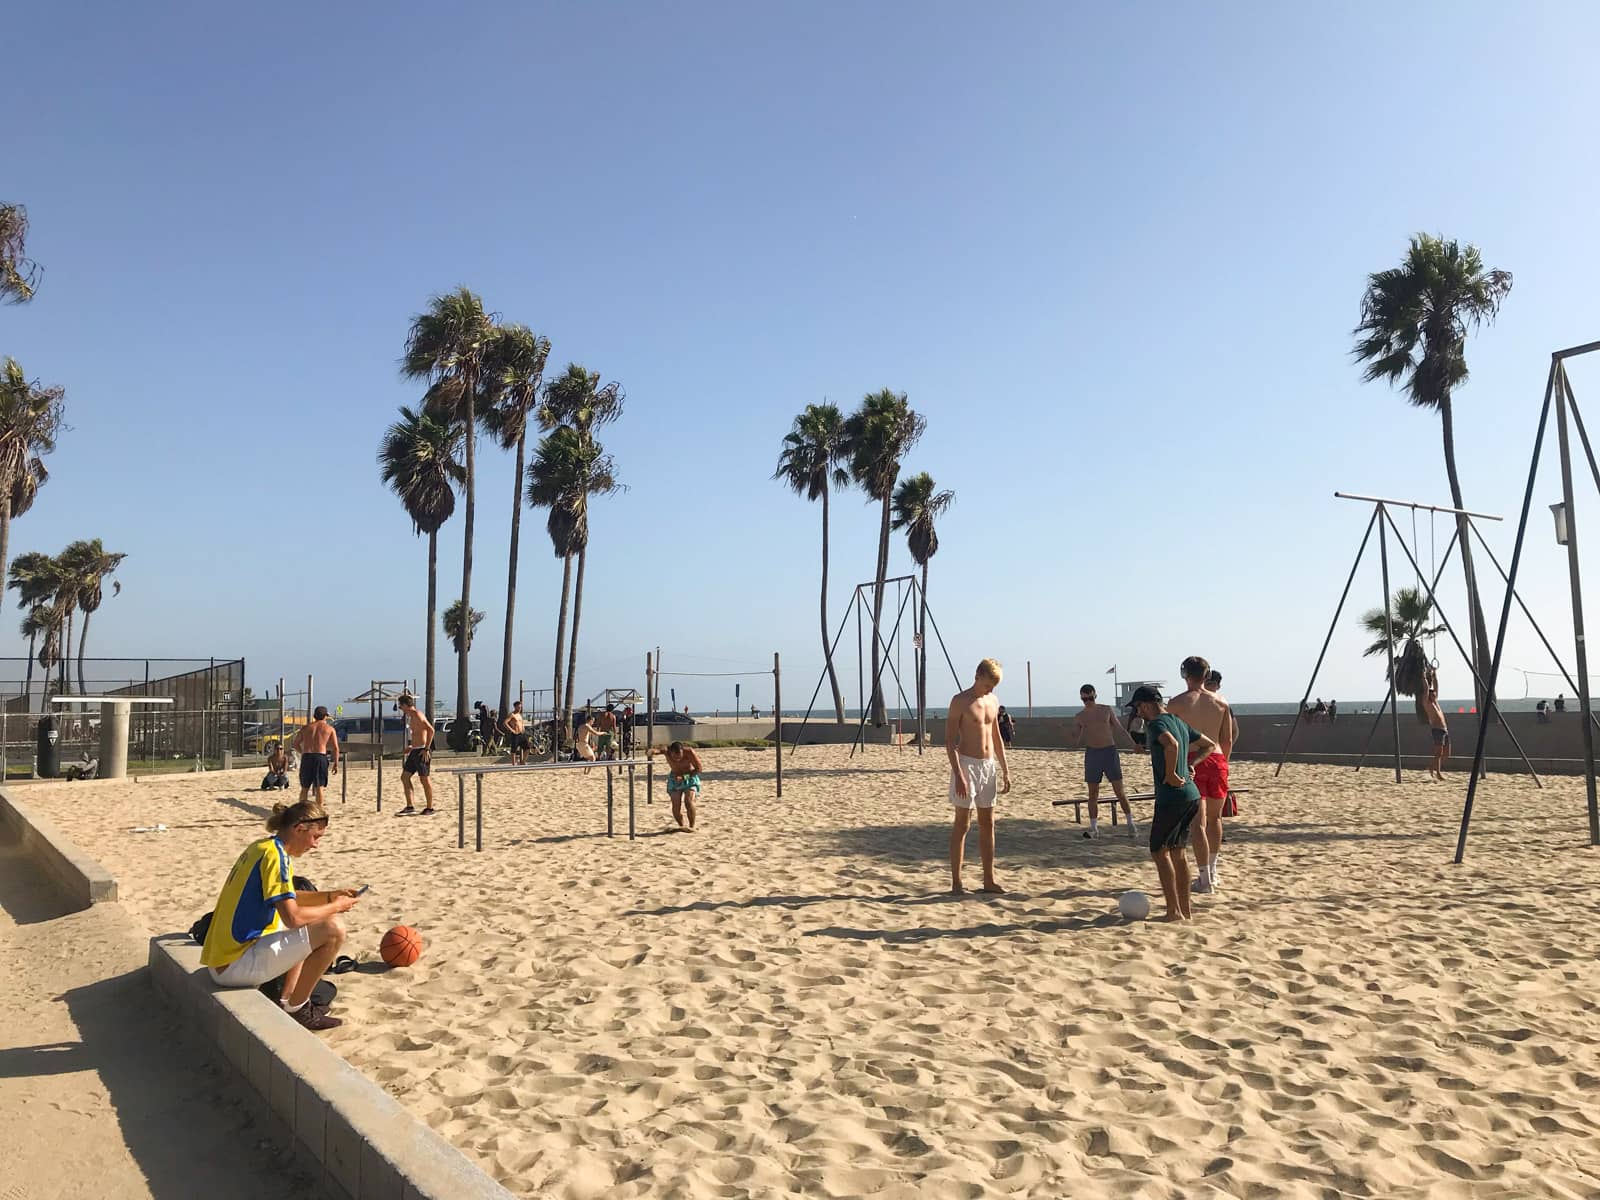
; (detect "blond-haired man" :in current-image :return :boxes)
[946,658,1012,895]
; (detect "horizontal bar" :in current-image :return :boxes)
[1334,492,1502,521]
[444,758,649,776]
[1554,339,1600,361]
[50,696,175,706]
[1052,788,1252,807]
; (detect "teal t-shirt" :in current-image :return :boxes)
[1146,713,1202,806]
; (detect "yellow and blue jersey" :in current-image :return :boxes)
[200,836,295,969]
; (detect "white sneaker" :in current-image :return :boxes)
[1192,876,1213,894]
[1082,828,1098,839]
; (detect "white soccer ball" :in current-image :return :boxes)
[1118,890,1152,921]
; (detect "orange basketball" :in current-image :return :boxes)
[380,925,423,968]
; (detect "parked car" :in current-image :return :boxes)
[631,710,694,726]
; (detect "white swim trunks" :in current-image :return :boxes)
[949,754,998,810]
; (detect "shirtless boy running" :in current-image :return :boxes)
[394,694,436,816]
[291,707,340,805]
[1419,667,1449,780]
[1167,656,1233,892]
[1070,683,1136,838]
[946,658,1012,895]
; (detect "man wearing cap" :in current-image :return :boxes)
[291,706,340,806]
[1167,656,1233,893]
[1130,685,1217,921]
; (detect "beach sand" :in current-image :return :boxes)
[22,747,1600,1199]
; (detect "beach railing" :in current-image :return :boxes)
[444,758,646,850]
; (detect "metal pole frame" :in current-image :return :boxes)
[848,582,920,757]
[773,651,782,798]
[1377,505,1404,783]
[1555,366,1600,842]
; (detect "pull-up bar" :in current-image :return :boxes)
[1334,492,1503,521]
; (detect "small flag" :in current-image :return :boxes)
[1106,665,1116,675]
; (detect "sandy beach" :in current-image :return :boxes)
[20,746,1600,1199]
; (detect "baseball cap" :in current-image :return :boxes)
[1128,685,1163,706]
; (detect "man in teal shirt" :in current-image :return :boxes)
[1129,685,1217,921]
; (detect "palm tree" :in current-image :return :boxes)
[892,472,954,732]
[35,598,64,700]
[536,364,624,732]
[482,324,552,721]
[0,204,40,305]
[0,357,64,601]
[1354,235,1511,702]
[442,600,485,657]
[379,405,466,722]
[59,538,125,694]
[775,403,850,723]
[403,288,497,747]
[1360,586,1445,660]
[526,425,622,739]
[9,550,59,711]
[844,389,925,725]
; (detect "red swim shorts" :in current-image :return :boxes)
[1192,751,1230,802]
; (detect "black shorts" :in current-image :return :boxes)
[1148,796,1201,854]
[404,748,431,777]
[299,753,329,790]
[510,732,530,751]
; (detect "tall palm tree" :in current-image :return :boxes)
[775,403,850,723]
[403,288,497,747]
[844,389,925,725]
[442,600,485,657]
[0,357,64,600]
[0,204,40,305]
[892,472,954,730]
[482,324,552,720]
[379,405,466,722]
[35,598,64,699]
[9,550,59,711]
[537,364,624,732]
[59,538,125,694]
[526,425,622,738]
[1354,235,1511,701]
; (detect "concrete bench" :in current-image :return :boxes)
[1051,788,1251,825]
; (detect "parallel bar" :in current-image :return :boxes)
[458,776,465,849]
[443,759,648,775]
[628,763,635,839]
[1054,788,1251,808]
[475,775,483,852]
[606,769,614,837]
[1334,492,1502,521]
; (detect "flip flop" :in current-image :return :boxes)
[331,955,358,975]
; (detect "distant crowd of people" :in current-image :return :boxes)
[1300,697,1338,723]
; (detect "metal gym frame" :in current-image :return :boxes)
[1275,492,1540,785]
[1458,344,1600,862]
[342,679,413,810]
[645,649,782,806]
[789,574,961,758]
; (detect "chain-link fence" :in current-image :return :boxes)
[1,657,245,778]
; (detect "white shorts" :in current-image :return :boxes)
[208,925,313,989]
[950,754,999,810]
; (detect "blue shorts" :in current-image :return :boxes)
[667,773,701,795]
[1084,745,1122,784]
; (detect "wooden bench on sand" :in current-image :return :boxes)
[1051,789,1251,825]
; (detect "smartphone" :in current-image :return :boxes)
[353,884,370,897]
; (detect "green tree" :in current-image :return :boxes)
[536,364,623,734]
[526,423,622,741]
[442,599,485,657]
[1360,586,1447,662]
[892,472,954,730]
[403,288,497,746]
[379,404,466,721]
[0,357,64,604]
[59,538,125,694]
[482,324,552,720]
[0,204,40,305]
[1354,234,1511,701]
[844,389,925,725]
[775,403,850,723]
[9,549,60,711]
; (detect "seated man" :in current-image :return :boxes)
[261,742,291,790]
[200,798,360,1032]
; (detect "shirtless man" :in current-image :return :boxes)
[649,740,704,831]
[574,712,599,768]
[1069,683,1136,837]
[946,658,1012,895]
[1419,667,1449,780]
[502,700,529,766]
[1166,656,1233,893]
[593,706,620,761]
[1203,670,1241,752]
[394,694,436,815]
[291,707,340,806]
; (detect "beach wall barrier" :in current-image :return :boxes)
[0,786,118,907]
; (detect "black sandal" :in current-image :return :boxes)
[331,955,358,974]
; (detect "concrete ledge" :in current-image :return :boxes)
[0,786,118,907]
[149,934,514,1200]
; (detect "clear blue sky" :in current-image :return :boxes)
[8,2,1600,712]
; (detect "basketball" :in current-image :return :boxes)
[1118,890,1151,921]
[380,925,423,967]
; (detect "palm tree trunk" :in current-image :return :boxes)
[62,608,73,695]
[552,554,573,749]
[498,431,525,719]
[24,631,35,715]
[449,370,477,750]
[821,487,845,723]
[76,608,90,695]
[425,528,438,723]
[870,494,891,725]
[1440,398,1491,705]
[564,543,588,728]
[0,498,10,634]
